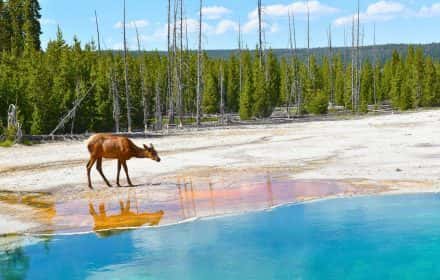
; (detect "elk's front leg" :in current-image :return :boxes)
[96,158,112,187]
[122,160,134,187]
[87,157,97,189]
[116,160,122,187]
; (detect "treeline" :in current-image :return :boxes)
[2,34,440,135]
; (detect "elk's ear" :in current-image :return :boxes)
[143,144,150,150]
[150,143,155,150]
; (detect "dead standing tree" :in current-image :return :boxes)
[123,0,132,132]
[7,104,22,143]
[167,0,175,126]
[196,0,203,127]
[110,70,120,133]
[155,72,163,130]
[287,11,294,118]
[307,0,311,76]
[135,25,149,133]
[373,23,377,106]
[177,0,184,127]
[238,21,243,95]
[351,0,361,113]
[257,0,263,66]
[94,10,101,54]
[327,24,334,107]
[219,62,225,124]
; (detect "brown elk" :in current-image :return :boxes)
[87,134,161,189]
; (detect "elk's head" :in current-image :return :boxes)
[143,144,161,162]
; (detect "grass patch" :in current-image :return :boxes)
[0,139,32,147]
[22,139,33,146]
[0,139,14,147]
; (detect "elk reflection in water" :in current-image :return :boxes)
[89,199,164,236]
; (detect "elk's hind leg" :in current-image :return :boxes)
[96,158,112,187]
[116,160,122,187]
[87,157,97,189]
[122,160,134,187]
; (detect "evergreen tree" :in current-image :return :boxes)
[422,57,436,107]
[252,57,271,118]
[265,50,280,108]
[334,55,345,106]
[390,61,403,109]
[202,62,219,114]
[239,51,253,120]
[279,58,290,106]
[8,0,24,55]
[360,60,373,112]
[0,0,12,52]
[23,0,41,52]
[226,54,239,112]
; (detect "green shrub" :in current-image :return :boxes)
[307,90,329,115]
[5,126,17,142]
[0,139,14,147]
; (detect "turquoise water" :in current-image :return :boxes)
[3,194,440,279]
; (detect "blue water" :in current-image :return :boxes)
[3,194,440,279]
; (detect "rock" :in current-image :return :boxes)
[396,168,403,172]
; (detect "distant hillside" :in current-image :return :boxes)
[126,42,440,64]
[204,42,440,64]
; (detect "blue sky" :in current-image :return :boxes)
[39,0,440,50]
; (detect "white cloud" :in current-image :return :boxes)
[333,1,407,26]
[215,19,238,35]
[418,3,440,17]
[139,18,213,45]
[248,0,339,18]
[202,6,231,20]
[40,18,57,25]
[242,18,279,34]
[243,1,337,34]
[366,1,405,15]
[114,19,149,29]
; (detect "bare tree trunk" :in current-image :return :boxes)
[71,82,79,135]
[111,70,120,133]
[123,0,132,132]
[351,16,355,111]
[307,0,311,76]
[343,26,346,65]
[167,0,174,125]
[185,15,189,52]
[291,12,301,117]
[287,11,293,118]
[178,0,184,127]
[238,21,243,94]
[196,0,203,127]
[356,0,360,113]
[328,25,334,106]
[94,10,101,53]
[219,62,224,124]
[155,72,163,130]
[258,0,263,66]
[373,23,377,106]
[135,25,148,133]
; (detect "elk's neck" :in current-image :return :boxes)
[131,145,146,158]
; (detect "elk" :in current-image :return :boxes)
[86,134,161,189]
